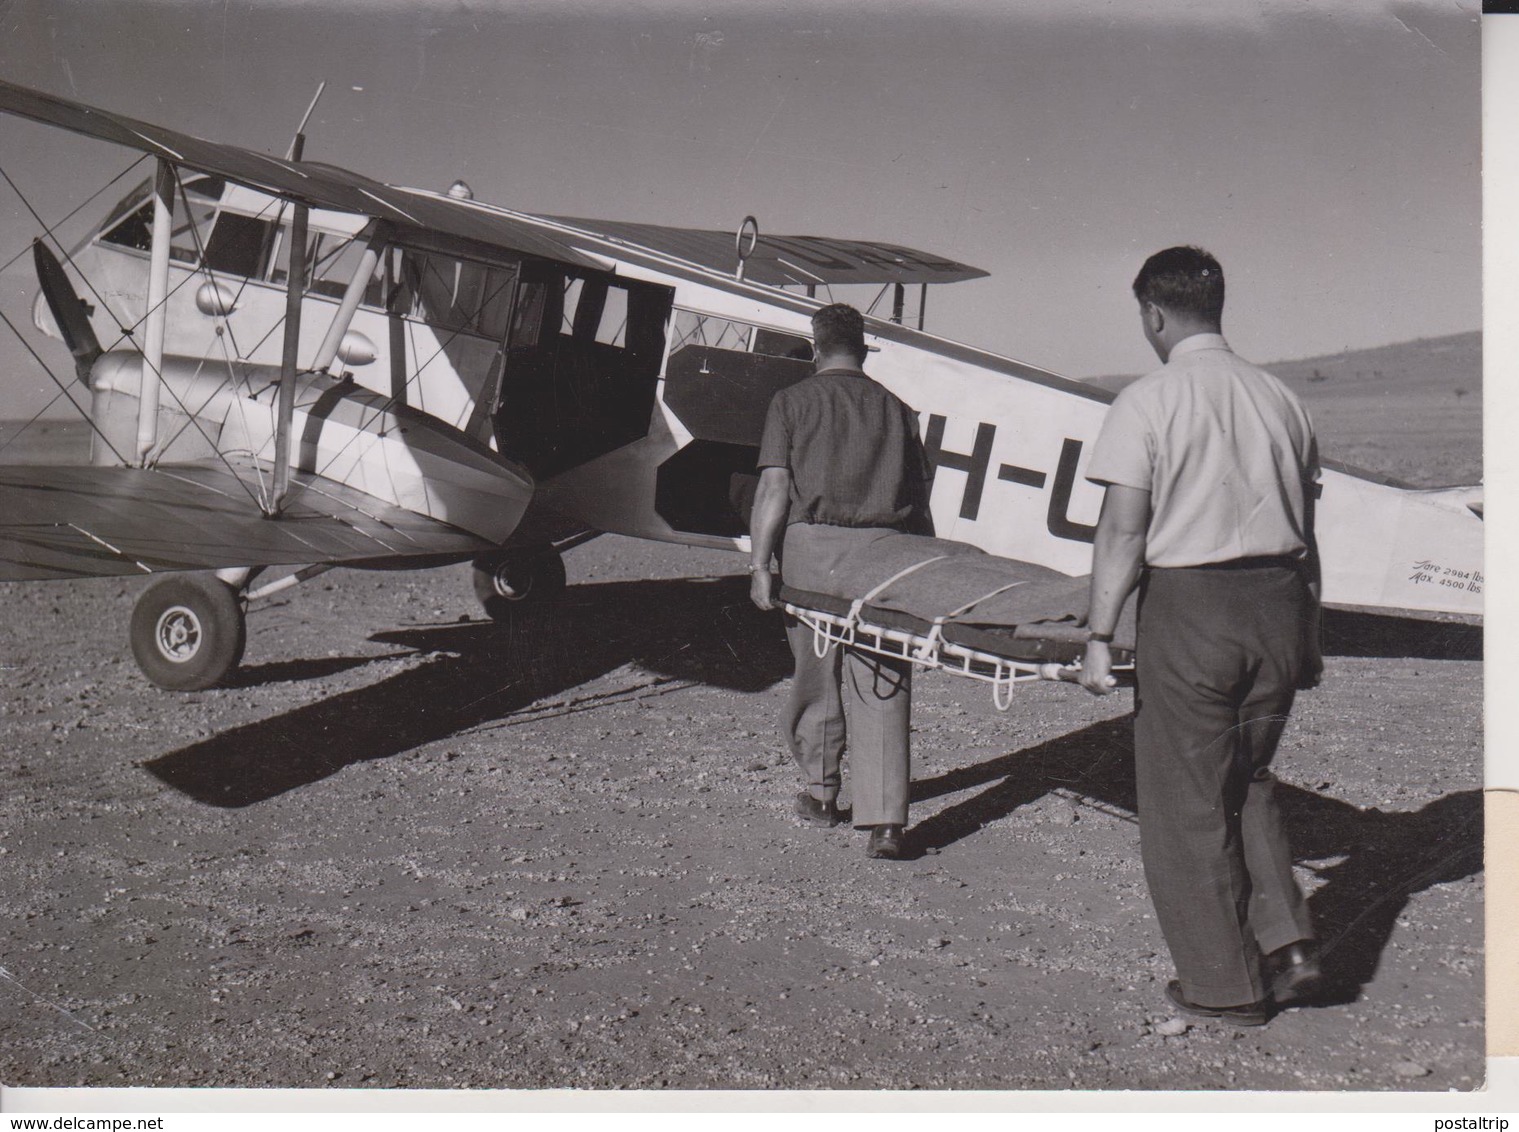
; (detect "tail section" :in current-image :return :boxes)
[1317,467,1482,620]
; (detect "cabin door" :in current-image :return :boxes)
[494,264,673,479]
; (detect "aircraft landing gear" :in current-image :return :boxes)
[472,549,567,620]
[129,573,248,691]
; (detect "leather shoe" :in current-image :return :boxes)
[865,823,906,859]
[1164,980,1268,1027]
[794,791,850,828]
[1265,940,1323,1003]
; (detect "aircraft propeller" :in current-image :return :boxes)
[32,239,102,385]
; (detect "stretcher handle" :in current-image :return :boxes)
[1040,661,1130,687]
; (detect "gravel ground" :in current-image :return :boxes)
[0,533,1484,1093]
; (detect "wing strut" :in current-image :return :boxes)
[271,135,310,513]
[137,159,175,462]
[312,223,390,374]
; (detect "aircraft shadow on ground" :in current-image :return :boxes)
[144,573,1481,1001]
[222,653,414,687]
[143,576,791,808]
[909,718,1482,1003]
[1321,608,1482,662]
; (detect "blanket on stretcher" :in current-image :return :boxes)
[778,530,1137,666]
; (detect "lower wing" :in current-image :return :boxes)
[0,460,496,580]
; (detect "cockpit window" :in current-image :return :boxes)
[98,175,228,265]
[595,285,629,348]
[181,176,226,201]
[98,201,153,254]
[306,233,365,300]
[670,311,812,360]
[398,249,517,340]
[753,328,814,361]
[202,213,272,278]
[98,180,151,236]
[168,193,219,265]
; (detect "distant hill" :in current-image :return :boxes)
[0,418,92,464]
[1,333,1483,488]
[1085,331,1481,487]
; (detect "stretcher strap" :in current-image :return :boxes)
[845,555,951,628]
[912,580,1029,661]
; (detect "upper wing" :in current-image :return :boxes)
[0,79,603,270]
[0,461,494,581]
[0,79,983,288]
[541,216,989,287]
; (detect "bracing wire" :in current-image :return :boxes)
[0,153,148,277]
[0,157,267,507]
[0,161,137,346]
[280,249,515,510]
[0,307,129,465]
[0,387,71,461]
[2,150,515,519]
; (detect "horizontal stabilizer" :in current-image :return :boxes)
[543,216,989,286]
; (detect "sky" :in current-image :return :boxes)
[0,0,1482,419]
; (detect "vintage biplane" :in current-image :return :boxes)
[0,79,1483,693]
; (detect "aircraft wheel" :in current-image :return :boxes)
[472,550,567,620]
[130,574,247,691]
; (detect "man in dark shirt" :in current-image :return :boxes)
[748,303,932,860]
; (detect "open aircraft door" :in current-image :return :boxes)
[465,262,675,616]
[492,262,673,481]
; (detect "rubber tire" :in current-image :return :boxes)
[129,574,247,691]
[472,550,567,621]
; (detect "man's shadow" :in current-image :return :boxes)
[143,580,1480,999]
[144,576,790,808]
[908,607,1483,1002]
[909,720,1480,1001]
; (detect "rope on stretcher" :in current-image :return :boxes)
[789,600,1051,711]
[784,555,1080,711]
[814,554,951,659]
[911,580,1027,662]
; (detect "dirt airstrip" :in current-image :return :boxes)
[0,333,1486,1092]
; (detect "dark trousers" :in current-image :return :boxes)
[1134,563,1316,1007]
[784,616,912,826]
[780,523,913,827]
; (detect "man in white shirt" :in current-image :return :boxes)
[1079,246,1324,1026]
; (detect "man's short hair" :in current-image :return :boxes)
[1132,246,1225,324]
[811,303,867,363]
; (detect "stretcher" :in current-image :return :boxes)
[776,535,1136,710]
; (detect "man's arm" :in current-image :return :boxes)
[1079,483,1150,696]
[749,465,792,611]
[1298,465,1324,689]
[907,408,936,537]
[1302,436,1323,602]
